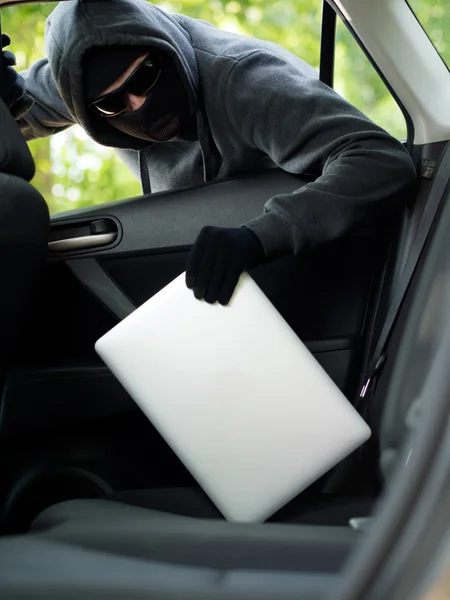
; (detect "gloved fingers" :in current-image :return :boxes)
[1,66,25,108]
[9,94,34,120]
[186,226,219,292]
[203,253,228,304]
[218,263,244,306]
[186,226,262,304]
[192,238,218,300]
[2,50,17,67]
[1,34,11,49]
[2,65,19,88]
[185,229,208,290]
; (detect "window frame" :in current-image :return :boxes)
[319,0,413,147]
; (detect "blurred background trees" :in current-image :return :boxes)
[1,0,448,214]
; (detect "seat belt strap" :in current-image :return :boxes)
[139,151,152,195]
[360,142,450,399]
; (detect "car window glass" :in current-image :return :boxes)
[334,18,408,141]
[407,0,450,69]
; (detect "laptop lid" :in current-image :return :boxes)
[96,273,371,523]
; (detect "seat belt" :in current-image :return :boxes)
[139,151,152,195]
[67,258,136,321]
[360,141,450,402]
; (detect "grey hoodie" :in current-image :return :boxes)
[20,0,416,259]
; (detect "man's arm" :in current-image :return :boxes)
[224,51,417,259]
[18,58,75,141]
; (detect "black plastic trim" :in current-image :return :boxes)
[49,169,307,260]
[0,338,354,440]
[320,0,337,87]
[307,338,352,353]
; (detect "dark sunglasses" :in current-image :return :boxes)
[89,55,162,117]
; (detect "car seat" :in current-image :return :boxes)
[0,99,49,379]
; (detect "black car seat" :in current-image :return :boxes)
[1,139,449,599]
[0,99,49,379]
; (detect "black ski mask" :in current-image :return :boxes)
[107,52,193,142]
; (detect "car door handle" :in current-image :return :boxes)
[49,218,119,254]
[48,232,117,253]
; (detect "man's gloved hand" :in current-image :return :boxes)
[1,33,33,119]
[186,226,265,305]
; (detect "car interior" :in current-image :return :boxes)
[0,0,450,598]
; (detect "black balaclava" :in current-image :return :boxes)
[84,46,194,143]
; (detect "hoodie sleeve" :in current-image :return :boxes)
[223,51,417,259]
[18,58,75,141]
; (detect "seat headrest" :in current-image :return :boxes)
[0,99,35,182]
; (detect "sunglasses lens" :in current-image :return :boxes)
[91,55,162,116]
[94,94,127,116]
[126,59,161,96]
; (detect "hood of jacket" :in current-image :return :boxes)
[44,0,199,150]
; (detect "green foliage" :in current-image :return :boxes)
[1,0,418,214]
[408,0,450,67]
[334,21,407,141]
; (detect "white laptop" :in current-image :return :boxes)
[95,272,371,523]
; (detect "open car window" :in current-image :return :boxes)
[1,0,407,215]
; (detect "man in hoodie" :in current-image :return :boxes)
[2,0,416,305]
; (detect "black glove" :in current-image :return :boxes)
[186,226,265,305]
[1,34,33,119]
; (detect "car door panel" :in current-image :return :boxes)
[0,169,387,513]
[10,169,381,381]
[48,170,309,258]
